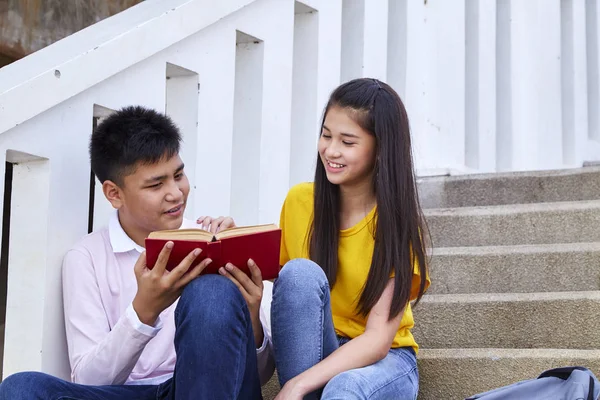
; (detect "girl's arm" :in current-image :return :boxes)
[281,278,403,397]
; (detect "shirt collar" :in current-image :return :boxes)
[109,210,145,254]
[108,210,200,254]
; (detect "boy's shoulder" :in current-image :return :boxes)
[65,226,111,261]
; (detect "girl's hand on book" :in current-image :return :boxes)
[132,242,212,326]
[218,259,264,347]
[196,215,236,234]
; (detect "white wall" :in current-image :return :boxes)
[0,0,600,380]
[0,0,298,380]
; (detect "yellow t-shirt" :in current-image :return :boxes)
[279,183,430,352]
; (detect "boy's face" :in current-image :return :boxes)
[112,154,190,237]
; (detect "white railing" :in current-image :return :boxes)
[0,0,598,380]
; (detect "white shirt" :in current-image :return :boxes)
[62,211,274,386]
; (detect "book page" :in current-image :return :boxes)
[216,224,279,239]
[147,228,214,241]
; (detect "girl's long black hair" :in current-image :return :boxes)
[309,78,429,319]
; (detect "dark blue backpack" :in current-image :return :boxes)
[466,367,600,400]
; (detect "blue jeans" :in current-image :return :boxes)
[271,259,419,400]
[0,275,262,400]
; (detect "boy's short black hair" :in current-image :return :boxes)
[90,106,181,186]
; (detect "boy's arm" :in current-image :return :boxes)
[62,248,160,385]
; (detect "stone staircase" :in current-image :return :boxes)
[415,166,600,399]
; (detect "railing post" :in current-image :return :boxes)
[404,0,467,175]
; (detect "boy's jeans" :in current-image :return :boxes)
[271,259,419,400]
[0,275,263,400]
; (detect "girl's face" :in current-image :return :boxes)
[318,106,377,189]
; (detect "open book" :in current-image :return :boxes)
[145,224,281,280]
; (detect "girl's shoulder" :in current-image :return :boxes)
[285,182,314,204]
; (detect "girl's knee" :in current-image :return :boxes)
[272,259,330,312]
[322,371,367,399]
[275,258,327,290]
[322,365,419,400]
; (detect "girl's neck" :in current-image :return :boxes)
[339,179,377,223]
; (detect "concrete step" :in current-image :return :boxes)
[418,348,600,400]
[418,166,600,209]
[428,242,600,294]
[262,373,279,400]
[425,200,600,247]
[412,291,600,349]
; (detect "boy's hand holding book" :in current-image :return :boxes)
[145,223,281,280]
[132,242,212,326]
[142,219,280,341]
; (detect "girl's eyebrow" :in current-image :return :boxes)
[323,125,359,138]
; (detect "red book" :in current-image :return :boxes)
[145,224,281,280]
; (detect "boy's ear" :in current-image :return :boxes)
[102,180,124,209]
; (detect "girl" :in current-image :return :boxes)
[271,78,430,400]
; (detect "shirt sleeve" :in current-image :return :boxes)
[279,196,290,267]
[410,253,431,301]
[62,248,160,385]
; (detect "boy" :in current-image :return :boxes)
[0,106,273,399]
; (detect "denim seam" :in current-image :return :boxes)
[318,283,324,362]
[366,364,418,399]
[174,298,183,322]
[231,301,251,399]
[156,378,170,400]
[318,278,330,363]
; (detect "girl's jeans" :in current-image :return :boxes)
[271,258,419,400]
